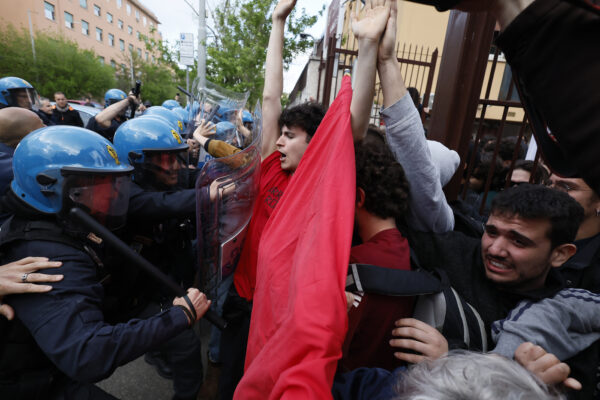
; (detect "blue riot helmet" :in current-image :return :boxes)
[0,77,40,110]
[144,106,185,134]
[241,110,253,123]
[162,99,181,110]
[104,88,127,108]
[113,117,189,189]
[241,110,254,130]
[215,121,243,148]
[172,107,189,128]
[11,126,133,229]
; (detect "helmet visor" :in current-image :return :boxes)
[142,149,189,189]
[9,88,40,110]
[62,172,131,230]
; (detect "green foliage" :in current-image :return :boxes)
[114,29,197,106]
[207,0,323,106]
[0,25,115,99]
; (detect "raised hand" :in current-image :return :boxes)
[390,318,448,363]
[377,0,398,63]
[272,0,296,22]
[351,0,391,43]
[193,119,216,142]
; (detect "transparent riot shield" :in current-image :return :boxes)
[195,101,262,298]
[187,78,251,169]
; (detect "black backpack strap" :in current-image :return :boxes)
[346,263,442,296]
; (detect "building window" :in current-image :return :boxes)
[119,39,125,51]
[106,12,113,23]
[145,51,149,61]
[98,56,104,64]
[121,63,126,71]
[81,20,89,35]
[128,43,133,52]
[150,22,154,29]
[64,12,74,29]
[116,0,122,8]
[151,55,155,63]
[126,3,131,15]
[110,60,116,68]
[136,31,140,40]
[44,2,55,21]
[108,33,114,47]
[96,27,102,42]
[143,16,147,26]
[93,5,101,16]
[137,48,141,57]
[135,9,140,21]
[128,26,133,35]
[118,19,123,29]
[80,0,87,9]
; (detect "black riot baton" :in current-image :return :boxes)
[69,207,227,330]
[177,86,194,101]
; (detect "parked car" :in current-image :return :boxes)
[68,99,104,110]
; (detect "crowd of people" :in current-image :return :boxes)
[0,0,598,399]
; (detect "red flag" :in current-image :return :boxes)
[235,75,355,399]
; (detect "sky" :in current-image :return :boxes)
[140,0,328,93]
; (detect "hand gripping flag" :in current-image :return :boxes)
[235,75,355,399]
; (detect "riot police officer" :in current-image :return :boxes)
[113,117,204,399]
[0,125,210,400]
[86,88,139,141]
[0,76,41,110]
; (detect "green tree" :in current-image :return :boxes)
[207,0,322,105]
[0,25,115,100]
[116,28,197,106]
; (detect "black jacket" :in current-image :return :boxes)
[50,105,83,127]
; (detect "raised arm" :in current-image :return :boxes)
[350,0,390,142]
[376,0,454,233]
[261,0,296,160]
[93,93,139,128]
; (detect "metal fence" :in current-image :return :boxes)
[319,36,438,126]
[460,40,545,214]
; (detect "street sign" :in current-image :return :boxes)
[179,32,195,66]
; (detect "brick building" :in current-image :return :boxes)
[0,0,161,69]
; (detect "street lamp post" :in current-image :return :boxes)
[182,0,207,87]
[198,0,206,87]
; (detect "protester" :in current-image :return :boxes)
[332,344,576,400]
[36,97,55,126]
[393,185,582,362]
[51,92,83,127]
[507,159,550,187]
[548,174,600,292]
[0,257,62,320]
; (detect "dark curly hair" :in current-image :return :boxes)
[278,102,325,143]
[355,126,410,220]
[510,159,551,185]
[491,184,584,248]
